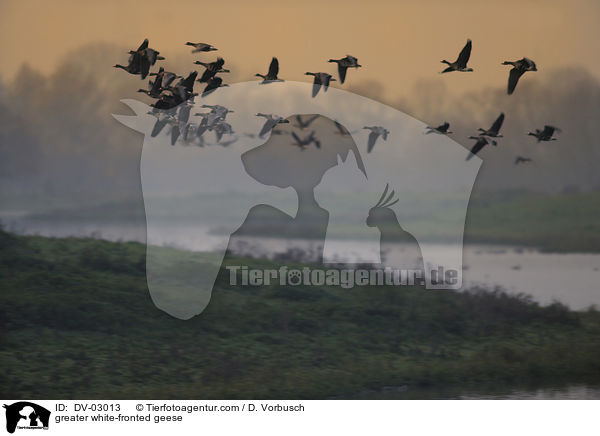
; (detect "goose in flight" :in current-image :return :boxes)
[149,68,181,89]
[150,112,175,137]
[328,55,361,84]
[198,104,234,128]
[114,40,146,76]
[202,76,228,96]
[256,57,283,83]
[126,40,164,79]
[466,135,496,161]
[478,113,505,138]
[139,67,178,98]
[425,122,452,134]
[291,131,321,149]
[528,125,560,142]
[515,156,533,165]
[115,39,158,77]
[441,39,473,73]
[185,42,217,52]
[138,77,164,98]
[295,114,319,129]
[195,57,230,82]
[256,113,290,138]
[114,54,143,76]
[211,121,235,143]
[363,126,389,153]
[502,58,537,95]
[305,72,336,97]
[171,71,198,102]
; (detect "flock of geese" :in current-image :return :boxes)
[114,38,560,160]
[433,39,560,163]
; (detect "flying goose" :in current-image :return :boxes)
[150,112,175,137]
[202,76,228,95]
[305,72,336,97]
[291,131,321,149]
[256,57,283,83]
[138,78,163,98]
[502,58,537,95]
[195,57,230,82]
[115,39,153,77]
[185,42,217,52]
[256,113,290,138]
[149,68,181,88]
[328,55,361,84]
[295,115,319,129]
[198,104,234,128]
[514,156,533,165]
[528,125,560,142]
[171,71,198,101]
[466,135,496,161]
[425,122,452,134]
[127,40,165,79]
[211,121,234,143]
[478,113,505,138]
[363,126,389,153]
[113,58,141,75]
[441,39,473,73]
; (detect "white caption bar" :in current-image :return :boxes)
[1,400,598,436]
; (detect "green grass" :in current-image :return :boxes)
[464,190,600,252]
[1,228,600,398]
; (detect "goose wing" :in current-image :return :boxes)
[311,76,322,97]
[203,77,221,94]
[137,38,149,52]
[259,119,277,137]
[180,72,197,91]
[139,56,152,79]
[304,114,319,127]
[268,57,279,78]
[367,131,379,153]
[170,124,180,145]
[162,72,177,88]
[338,64,348,84]
[466,138,486,160]
[489,113,505,135]
[291,131,302,144]
[322,74,332,91]
[507,68,525,95]
[456,39,472,68]
[151,117,169,137]
[542,125,559,137]
[199,68,215,83]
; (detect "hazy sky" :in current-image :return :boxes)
[1,0,599,99]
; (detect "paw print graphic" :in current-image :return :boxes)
[287,270,302,286]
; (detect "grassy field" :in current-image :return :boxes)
[1,228,600,399]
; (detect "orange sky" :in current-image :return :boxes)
[1,0,599,99]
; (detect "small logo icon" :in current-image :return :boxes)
[3,402,50,434]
